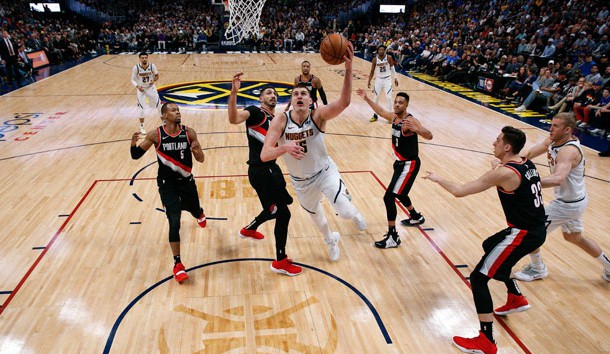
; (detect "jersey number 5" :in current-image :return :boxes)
[297,140,308,153]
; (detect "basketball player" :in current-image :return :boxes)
[130,102,207,283]
[424,126,546,354]
[131,52,161,134]
[261,42,367,261]
[514,113,610,282]
[367,45,399,122]
[284,60,328,111]
[357,89,432,248]
[227,72,301,276]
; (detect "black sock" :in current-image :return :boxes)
[245,218,261,231]
[409,209,420,218]
[480,321,494,342]
[388,226,397,235]
[173,255,181,265]
[276,249,286,261]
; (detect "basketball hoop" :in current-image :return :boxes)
[224,0,267,44]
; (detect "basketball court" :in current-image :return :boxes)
[0,50,609,353]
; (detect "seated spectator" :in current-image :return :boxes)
[585,64,602,83]
[541,38,556,58]
[515,68,555,112]
[587,87,610,137]
[574,80,604,128]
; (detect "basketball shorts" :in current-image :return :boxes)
[545,196,588,234]
[248,162,293,209]
[373,76,393,97]
[157,175,202,216]
[137,86,161,110]
[476,226,546,280]
[388,158,420,196]
[290,160,348,213]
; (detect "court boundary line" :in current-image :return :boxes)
[366,170,532,354]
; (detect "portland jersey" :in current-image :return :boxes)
[548,139,586,202]
[155,125,193,179]
[297,74,318,102]
[498,159,546,230]
[392,114,419,161]
[280,110,330,180]
[244,105,274,165]
[131,63,158,88]
[375,55,391,79]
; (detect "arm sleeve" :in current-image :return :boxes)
[131,66,139,87]
[318,87,328,105]
[130,145,146,159]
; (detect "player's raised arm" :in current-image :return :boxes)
[228,72,252,124]
[315,42,353,121]
[130,130,157,159]
[357,88,393,121]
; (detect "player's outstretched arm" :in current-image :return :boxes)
[356,88,393,121]
[130,130,156,159]
[228,72,251,124]
[522,137,551,160]
[423,167,515,198]
[187,127,205,163]
[316,42,354,122]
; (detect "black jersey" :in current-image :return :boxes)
[497,158,546,230]
[297,74,318,102]
[155,125,193,179]
[245,105,275,165]
[391,114,419,161]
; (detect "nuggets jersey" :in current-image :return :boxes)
[280,110,330,180]
[244,105,274,165]
[548,139,586,202]
[132,63,158,88]
[392,115,418,161]
[155,125,193,178]
[375,54,391,80]
[498,159,546,229]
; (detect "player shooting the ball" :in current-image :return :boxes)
[357,88,432,249]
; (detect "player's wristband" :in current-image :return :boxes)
[130,145,146,159]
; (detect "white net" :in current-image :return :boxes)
[224,0,267,44]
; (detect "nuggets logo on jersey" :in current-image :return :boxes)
[158,80,293,110]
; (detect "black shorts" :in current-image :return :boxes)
[475,226,546,280]
[157,175,201,215]
[248,163,293,209]
[387,158,420,197]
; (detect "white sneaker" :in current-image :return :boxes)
[353,214,367,231]
[513,263,549,282]
[514,105,526,112]
[603,269,610,282]
[140,127,146,135]
[325,232,340,261]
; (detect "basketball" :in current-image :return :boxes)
[320,33,348,65]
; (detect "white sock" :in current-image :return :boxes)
[597,252,610,271]
[529,253,544,268]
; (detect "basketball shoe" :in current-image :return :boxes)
[513,263,548,281]
[452,331,497,354]
[374,232,401,249]
[325,232,340,261]
[369,113,378,122]
[173,263,188,283]
[270,257,302,276]
[197,212,207,228]
[494,293,531,315]
[400,213,425,227]
[139,127,146,135]
[239,228,265,240]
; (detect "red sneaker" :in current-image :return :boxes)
[270,257,302,276]
[239,227,265,240]
[494,293,531,315]
[452,331,497,354]
[197,212,206,228]
[173,263,188,283]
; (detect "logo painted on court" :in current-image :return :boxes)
[158,296,338,353]
[157,80,293,110]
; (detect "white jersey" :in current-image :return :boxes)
[374,55,391,80]
[131,63,158,88]
[548,139,586,202]
[280,110,331,180]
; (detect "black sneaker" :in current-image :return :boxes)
[374,233,401,249]
[369,113,378,122]
[400,214,425,227]
[599,149,610,157]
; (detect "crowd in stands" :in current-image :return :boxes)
[1,0,609,143]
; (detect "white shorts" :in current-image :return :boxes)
[373,77,393,98]
[137,85,161,111]
[545,196,588,234]
[290,160,348,213]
